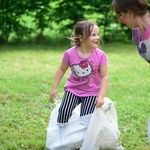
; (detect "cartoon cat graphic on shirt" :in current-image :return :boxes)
[72,60,94,82]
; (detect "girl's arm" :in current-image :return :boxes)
[96,64,109,107]
[50,61,69,102]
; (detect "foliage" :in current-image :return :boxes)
[0,0,131,44]
[0,43,150,149]
[27,0,51,40]
[0,0,28,43]
[83,0,113,41]
[50,0,85,34]
[0,0,51,43]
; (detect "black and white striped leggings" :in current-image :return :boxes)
[57,90,97,123]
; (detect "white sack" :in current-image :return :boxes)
[46,98,123,150]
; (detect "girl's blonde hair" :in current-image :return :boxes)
[70,20,96,46]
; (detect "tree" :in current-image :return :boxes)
[0,0,28,43]
[50,0,85,35]
[0,0,51,43]
[27,0,51,41]
[0,0,131,44]
[82,0,113,41]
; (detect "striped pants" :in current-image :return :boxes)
[57,90,97,123]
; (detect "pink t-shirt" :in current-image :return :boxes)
[62,46,108,97]
[132,25,150,63]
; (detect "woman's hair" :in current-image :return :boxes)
[70,20,96,46]
[111,0,150,16]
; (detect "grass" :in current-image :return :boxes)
[0,42,150,150]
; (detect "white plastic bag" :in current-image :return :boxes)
[46,103,92,150]
[46,98,123,150]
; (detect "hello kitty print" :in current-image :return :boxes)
[73,60,92,77]
[72,59,96,83]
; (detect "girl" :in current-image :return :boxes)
[50,20,109,123]
[111,0,150,63]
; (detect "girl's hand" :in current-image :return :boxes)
[96,97,104,107]
[50,88,57,103]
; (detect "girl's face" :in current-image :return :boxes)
[82,25,100,49]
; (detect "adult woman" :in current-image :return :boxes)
[111,0,150,63]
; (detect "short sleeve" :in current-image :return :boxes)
[62,51,70,65]
[100,52,108,66]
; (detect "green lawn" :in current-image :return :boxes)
[0,43,150,150]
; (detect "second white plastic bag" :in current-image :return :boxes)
[80,98,123,150]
